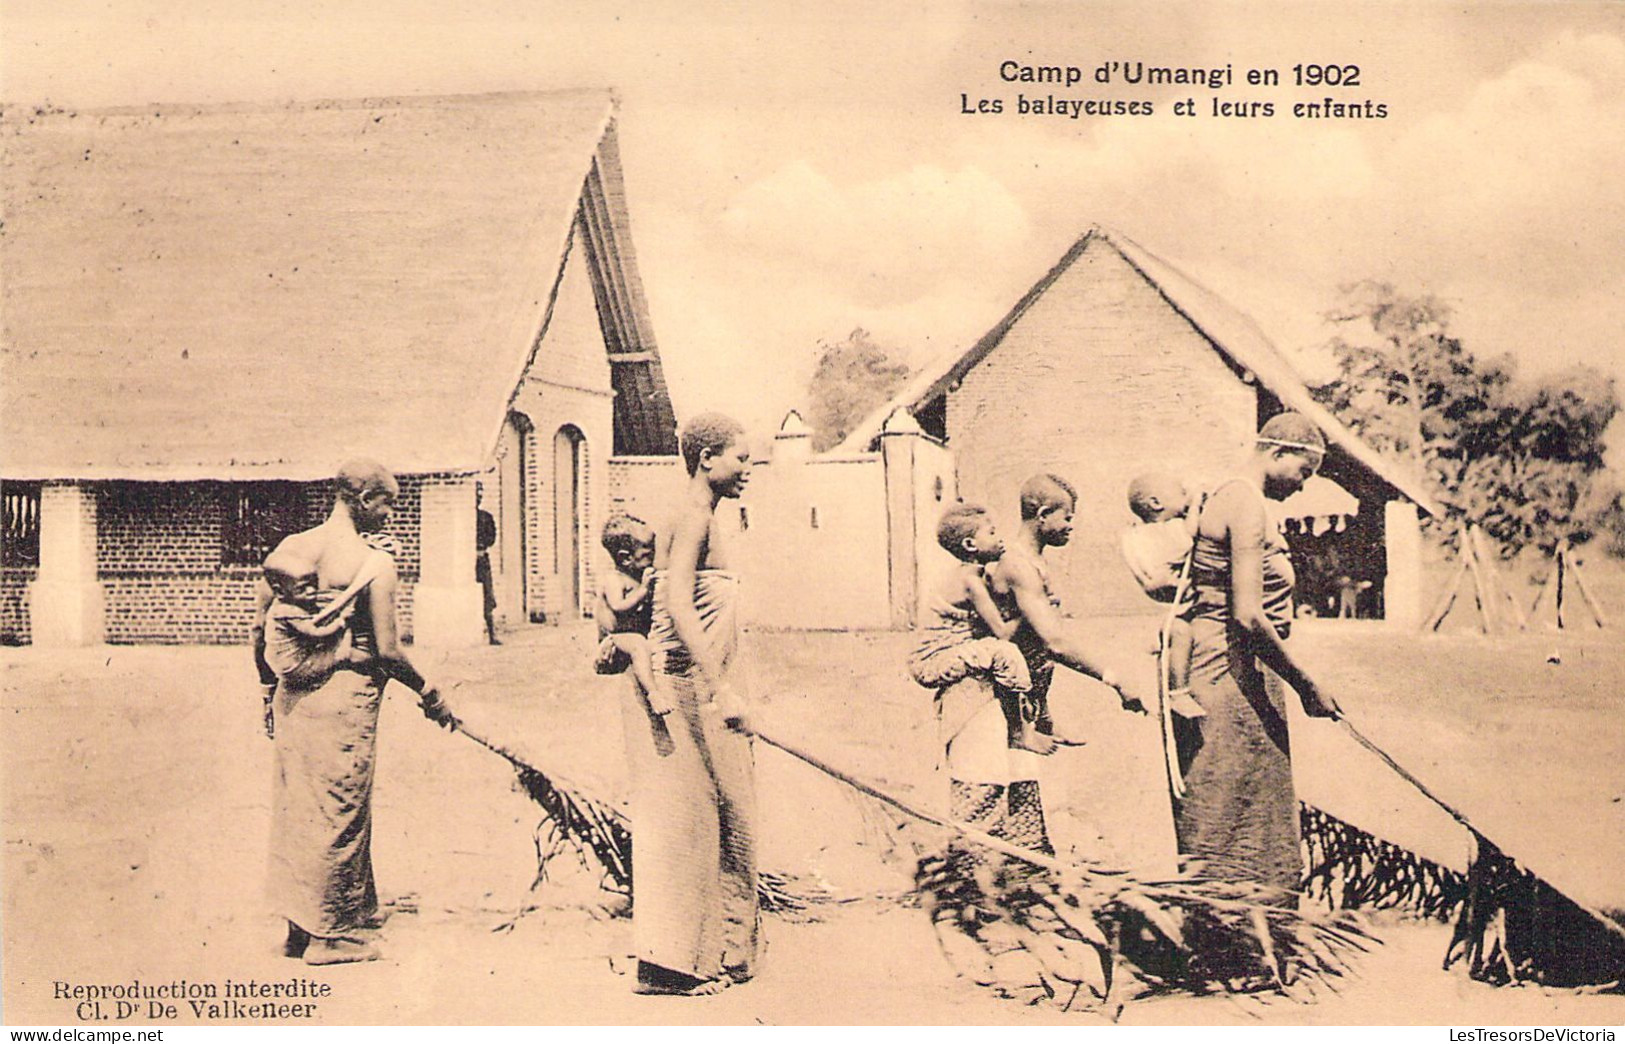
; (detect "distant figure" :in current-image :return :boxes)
[623,412,759,996]
[475,484,499,644]
[596,513,673,755]
[254,459,454,966]
[1121,472,1206,720]
[909,503,1047,756]
[1336,574,1372,618]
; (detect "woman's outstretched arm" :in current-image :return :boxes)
[1217,483,1340,718]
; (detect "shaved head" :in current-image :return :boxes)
[1127,472,1188,523]
[336,459,398,503]
[1257,412,1327,455]
[1020,473,1077,520]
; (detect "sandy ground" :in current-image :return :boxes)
[3,620,1623,1026]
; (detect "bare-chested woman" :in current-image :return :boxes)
[253,459,452,965]
[622,413,759,996]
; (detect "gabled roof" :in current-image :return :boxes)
[2,90,677,481]
[837,225,1441,516]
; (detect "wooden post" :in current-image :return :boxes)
[1472,527,1527,631]
[1556,543,1567,630]
[1424,551,1471,633]
[1464,526,1493,634]
[1529,558,1553,621]
[1569,556,1610,629]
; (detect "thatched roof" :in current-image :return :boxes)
[837,225,1441,516]
[1,90,677,480]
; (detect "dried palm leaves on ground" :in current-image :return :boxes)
[1446,834,1625,989]
[913,844,1376,1013]
[751,728,1376,1015]
[1301,804,1468,919]
[1304,718,1625,991]
[451,719,829,919]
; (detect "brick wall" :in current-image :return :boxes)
[0,567,33,643]
[511,405,610,625]
[0,477,430,645]
[947,243,1258,617]
[605,455,687,523]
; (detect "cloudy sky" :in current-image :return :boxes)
[6,0,1622,440]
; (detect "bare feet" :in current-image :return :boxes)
[644,680,676,717]
[1012,725,1059,756]
[1045,725,1089,748]
[303,935,381,965]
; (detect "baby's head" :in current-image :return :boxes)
[601,513,655,576]
[937,503,1004,564]
[265,560,321,610]
[1127,472,1191,523]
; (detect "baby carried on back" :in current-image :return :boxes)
[263,544,393,691]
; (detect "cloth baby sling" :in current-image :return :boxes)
[1155,493,1206,801]
[265,548,392,690]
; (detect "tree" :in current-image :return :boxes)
[1313,281,1621,554]
[804,327,913,452]
[1457,368,1619,552]
[1314,282,1511,512]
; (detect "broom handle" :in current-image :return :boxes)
[1333,713,1474,830]
[749,727,1071,875]
[754,725,1307,914]
[1335,712,1625,946]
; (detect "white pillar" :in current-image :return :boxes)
[880,409,924,629]
[412,475,485,648]
[1385,499,1423,629]
[29,482,104,647]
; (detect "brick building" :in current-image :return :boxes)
[838,225,1441,625]
[1,90,678,647]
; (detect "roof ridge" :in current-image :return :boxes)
[1,88,617,122]
[829,223,1441,514]
[830,227,1102,453]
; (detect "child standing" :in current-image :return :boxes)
[911,503,1051,756]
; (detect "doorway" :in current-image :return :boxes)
[496,412,532,626]
[553,425,586,620]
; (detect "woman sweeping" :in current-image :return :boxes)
[1174,412,1341,910]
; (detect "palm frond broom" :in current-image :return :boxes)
[749,728,1378,1015]
[447,717,827,918]
[1302,715,1625,990]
